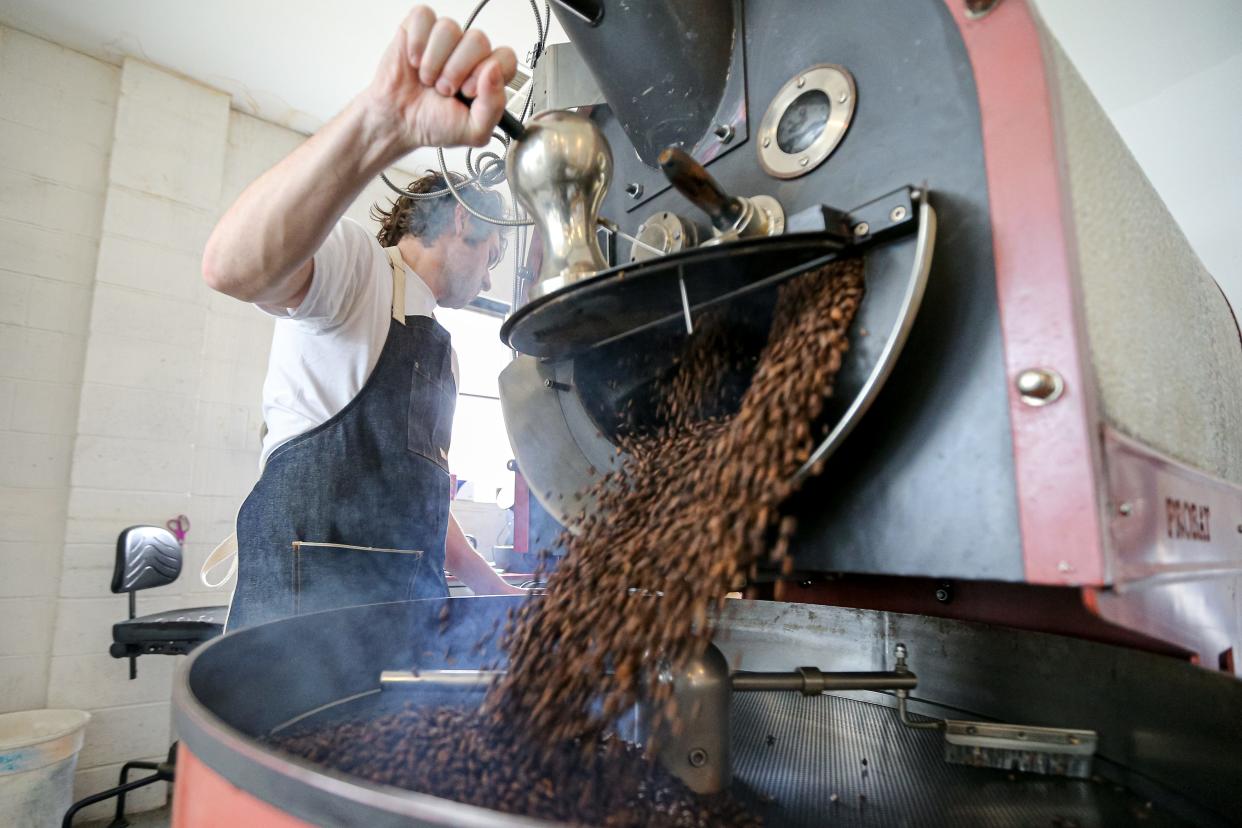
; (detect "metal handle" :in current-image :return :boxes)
[658,146,746,232]
[454,91,527,142]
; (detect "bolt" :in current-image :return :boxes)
[853,222,870,236]
[890,205,908,222]
[799,156,809,167]
[625,182,643,200]
[894,642,908,659]
[1016,368,1065,406]
[1118,502,1133,516]
[838,91,850,104]
[796,76,806,88]
[1058,561,1072,573]
[965,0,1002,19]
[688,748,708,767]
[713,123,735,143]
[673,232,682,241]
[934,582,953,603]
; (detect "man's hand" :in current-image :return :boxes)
[444,514,526,596]
[202,6,517,308]
[361,6,519,151]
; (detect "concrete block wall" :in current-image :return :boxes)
[47,56,235,819]
[0,26,119,718]
[0,27,429,819]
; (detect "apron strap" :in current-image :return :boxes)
[201,532,239,589]
[385,246,407,325]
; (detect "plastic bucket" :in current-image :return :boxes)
[0,709,91,828]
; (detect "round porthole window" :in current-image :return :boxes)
[758,65,856,179]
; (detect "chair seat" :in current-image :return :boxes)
[112,606,226,647]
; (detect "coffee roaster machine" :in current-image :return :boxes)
[172,1,1242,825]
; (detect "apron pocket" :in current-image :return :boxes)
[292,541,425,616]
[407,360,455,470]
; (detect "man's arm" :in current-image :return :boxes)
[445,513,525,596]
[201,6,516,308]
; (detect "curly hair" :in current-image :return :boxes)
[371,171,506,249]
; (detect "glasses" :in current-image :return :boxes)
[487,234,508,271]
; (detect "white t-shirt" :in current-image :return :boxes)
[257,218,458,465]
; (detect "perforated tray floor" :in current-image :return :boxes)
[729,693,1185,827]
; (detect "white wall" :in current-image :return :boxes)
[1035,0,1242,309]
[0,27,433,820]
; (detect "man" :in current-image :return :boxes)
[203,7,523,630]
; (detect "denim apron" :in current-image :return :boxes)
[226,249,455,631]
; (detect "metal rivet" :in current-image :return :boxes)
[964,0,1002,19]
[1058,561,1071,573]
[688,748,708,767]
[625,182,643,200]
[762,136,771,148]
[1118,502,1133,516]
[838,92,850,104]
[1016,368,1065,406]
[853,222,870,236]
[799,156,809,167]
[713,123,734,143]
[796,76,806,88]
[890,205,908,222]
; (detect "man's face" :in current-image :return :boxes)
[440,225,501,309]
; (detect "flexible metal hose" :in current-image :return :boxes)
[380,0,547,230]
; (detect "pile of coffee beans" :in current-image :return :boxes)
[270,260,863,825]
[273,704,761,827]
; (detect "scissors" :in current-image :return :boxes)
[166,514,190,543]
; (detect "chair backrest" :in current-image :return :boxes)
[111,525,183,594]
